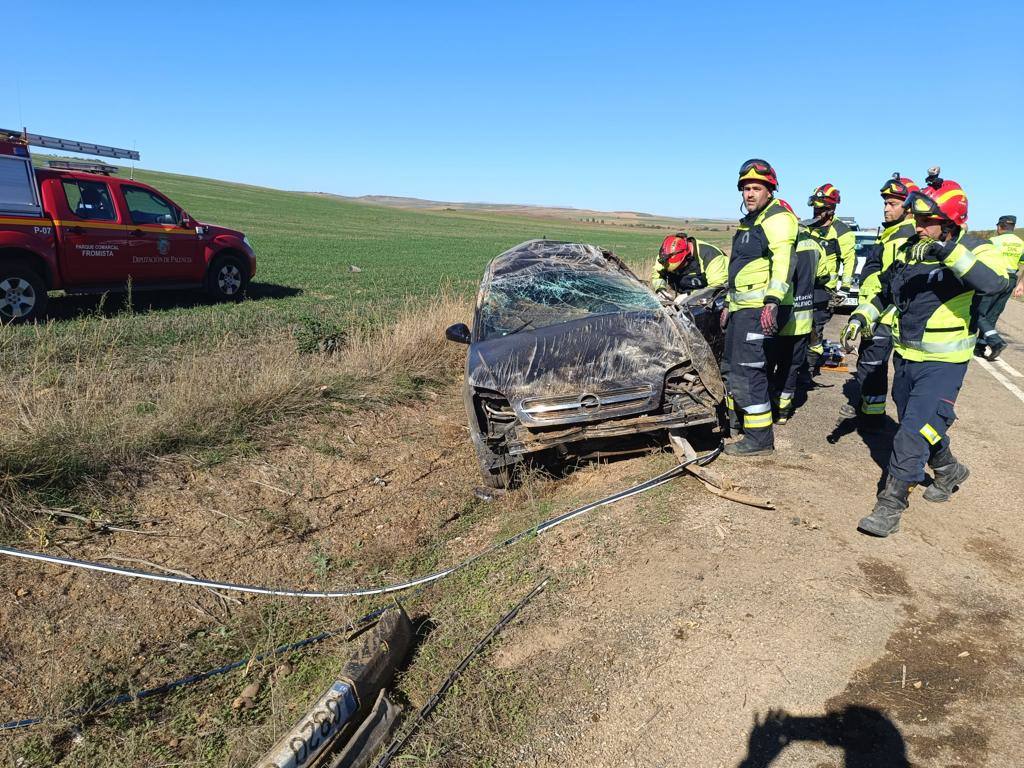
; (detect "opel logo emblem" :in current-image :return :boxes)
[579,393,600,411]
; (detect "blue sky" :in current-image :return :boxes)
[8,1,1020,228]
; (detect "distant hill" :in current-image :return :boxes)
[307,192,733,232]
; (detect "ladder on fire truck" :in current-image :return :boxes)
[0,127,140,161]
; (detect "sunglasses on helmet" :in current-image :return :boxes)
[880,173,909,198]
[740,159,772,175]
[906,191,942,218]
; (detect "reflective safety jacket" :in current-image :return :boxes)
[857,216,917,327]
[650,239,728,292]
[991,232,1024,276]
[809,217,855,288]
[780,228,826,336]
[852,233,1009,363]
[728,199,798,311]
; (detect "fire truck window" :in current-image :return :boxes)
[0,156,40,213]
[62,180,116,221]
[123,186,178,226]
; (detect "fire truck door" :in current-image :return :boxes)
[119,185,200,281]
[57,178,128,283]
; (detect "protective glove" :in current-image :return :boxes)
[760,303,778,335]
[651,277,667,292]
[841,318,863,353]
[906,236,940,263]
[679,275,706,290]
[719,307,730,330]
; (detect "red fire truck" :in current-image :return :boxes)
[0,128,256,322]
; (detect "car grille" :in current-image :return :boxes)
[520,385,654,420]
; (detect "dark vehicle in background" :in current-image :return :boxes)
[839,228,881,312]
[445,240,725,488]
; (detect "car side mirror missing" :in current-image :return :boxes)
[445,323,471,344]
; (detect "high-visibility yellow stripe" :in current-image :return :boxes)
[919,423,941,445]
[744,411,774,429]
[50,219,123,231]
[936,189,966,205]
[51,220,195,235]
[0,217,197,236]
[0,216,53,227]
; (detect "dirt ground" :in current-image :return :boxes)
[2,301,1023,767]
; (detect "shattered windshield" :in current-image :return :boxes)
[479,266,661,340]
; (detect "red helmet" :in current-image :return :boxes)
[879,172,918,201]
[776,198,795,215]
[658,233,693,267]
[907,168,968,228]
[737,159,778,190]
[808,183,840,208]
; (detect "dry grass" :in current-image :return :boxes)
[0,292,468,519]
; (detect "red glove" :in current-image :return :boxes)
[719,307,730,330]
[760,303,778,335]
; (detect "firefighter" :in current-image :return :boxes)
[841,170,1008,537]
[839,174,919,431]
[721,159,797,456]
[975,215,1024,359]
[765,200,825,424]
[650,232,728,296]
[804,184,853,381]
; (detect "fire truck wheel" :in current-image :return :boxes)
[0,263,48,324]
[206,254,248,302]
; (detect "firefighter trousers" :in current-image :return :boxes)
[724,308,774,449]
[854,323,893,417]
[974,280,1014,351]
[887,355,967,484]
[803,290,832,378]
[767,333,809,415]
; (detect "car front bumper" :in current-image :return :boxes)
[506,407,717,456]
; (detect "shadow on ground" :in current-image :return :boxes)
[42,281,302,321]
[736,706,909,768]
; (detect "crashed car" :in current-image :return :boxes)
[445,240,725,487]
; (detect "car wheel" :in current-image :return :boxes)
[479,462,511,490]
[206,254,248,301]
[0,264,47,324]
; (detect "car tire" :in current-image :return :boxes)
[206,253,248,301]
[479,463,512,490]
[0,263,47,324]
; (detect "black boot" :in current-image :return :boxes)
[923,447,970,502]
[723,436,775,457]
[774,405,794,425]
[858,476,911,537]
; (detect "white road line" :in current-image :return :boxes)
[975,358,1024,405]
[994,357,1023,378]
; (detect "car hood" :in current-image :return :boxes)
[200,223,246,240]
[468,309,693,401]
